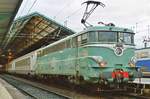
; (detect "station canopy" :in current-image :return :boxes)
[0,0,22,50]
[2,12,75,57]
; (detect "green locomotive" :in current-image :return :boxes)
[7,25,141,85]
[35,25,140,84]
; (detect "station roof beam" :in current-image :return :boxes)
[0,0,23,64]
[2,12,75,58]
[0,0,23,48]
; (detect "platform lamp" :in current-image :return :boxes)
[7,49,14,63]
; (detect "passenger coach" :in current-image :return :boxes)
[136,47,150,77]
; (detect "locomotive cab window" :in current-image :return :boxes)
[98,31,117,43]
[124,33,134,44]
[85,31,134,45]
[118,32,134,45]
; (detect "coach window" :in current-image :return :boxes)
[136,53,141,59]
[140,52,149,58]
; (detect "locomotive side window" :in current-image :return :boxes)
[81,33,88,44]
[72,37,77,47]
[77,35,81,46]
[39,41,66,57]
[131,34,134,44]
[88,31,97,42]
[118,32,124,43]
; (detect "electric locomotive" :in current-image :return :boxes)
[6,24,141,85]
[6,1,141,87]
[76,25,140,84]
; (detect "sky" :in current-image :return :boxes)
[15,0,150,48]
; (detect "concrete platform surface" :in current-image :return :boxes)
[0,81,12,99]
[133,78,150,84]
[0,78,27,99]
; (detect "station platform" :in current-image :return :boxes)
[133,78,150,84]
[128,78,150,95]
[0,79,12,99]
[0,78,26,99]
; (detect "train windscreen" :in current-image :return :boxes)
[88,31,134,45]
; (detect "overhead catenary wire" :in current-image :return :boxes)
[61,6,83,27]
[27,0,38,14]
[131,20,150,32]
[18,0,29,17]
[66,7,84,19]
[136,19,150,24]
[134,24,150,34]
[53,0,75,19]
[136,29,150,34]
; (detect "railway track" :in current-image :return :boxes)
[0,75,69,99]
[121,93,149,99]
[0,74,150,99]
[94,88,150,99]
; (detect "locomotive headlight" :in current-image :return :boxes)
[90,56,103,63]
[99,61,107,67]
[90,56,107,67]
[128,62,135,67]
[130,56,137,64]
[128,56,137,67]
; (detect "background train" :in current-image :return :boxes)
[136,47,150,77]
[6,25,141,86]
